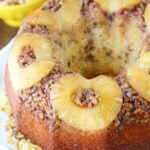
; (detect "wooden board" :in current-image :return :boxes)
[0,20,18,49]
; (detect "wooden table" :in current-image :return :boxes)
[0,20,18,49]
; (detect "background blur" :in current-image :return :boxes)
[0,0,45,49]
[0,20,18,49]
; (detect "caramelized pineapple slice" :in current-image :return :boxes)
[144,4,150,32]
[24,10,57,29]
[95,0,142,13]
[24,1,82,29]
[139,51,150,68]
[53,0,82,28]
[50,74,122,131]
[8,33,55,90]
[127,51,150,102]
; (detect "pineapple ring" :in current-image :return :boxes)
[25,0,82,30]
[95,0,142,13]
[139,51,150,67]
[51,74,122,131]
[24,10,58,29]
[8,33,55,90]
[144,4,150,32]
[127,51,150,102]
[52,0,82,28]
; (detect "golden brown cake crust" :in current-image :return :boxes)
[5,67,150,150]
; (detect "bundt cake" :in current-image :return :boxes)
[5,0,150,149]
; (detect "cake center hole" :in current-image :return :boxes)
[18,46,36,68]
[71,89,100,108]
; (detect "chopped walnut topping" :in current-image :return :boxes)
[18,46,36,68]
[119,1,147,16]
[24,24,49,35]
[19,64,67,131]
[114,74,150,130]
[42,0,63,12]
[71,89,100,108]
[118,1,147,31]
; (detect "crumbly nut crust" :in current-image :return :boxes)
[19,64,67,131]
[18,72,150,131]
[71,89,100,108]
[24,24,50,35]
[42,0,63,12]
[114,74,150,130]
[17,46,36,68]
[118,1,148,31]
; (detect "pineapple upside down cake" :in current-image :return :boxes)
[5,0,150,149]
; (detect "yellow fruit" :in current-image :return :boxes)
[144,4,150,32]
[24,0,83,30]
[24,10,58,29]
[53,0,82,29]
[95,0,142,13]
[139,51,150,68]
[127,51,150,102]
[50,73,122,131]
[8,33,55,90]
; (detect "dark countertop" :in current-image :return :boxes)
[0,20,18,49]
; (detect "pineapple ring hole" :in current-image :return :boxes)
[17,46,36,68]
[71,88,100,108]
